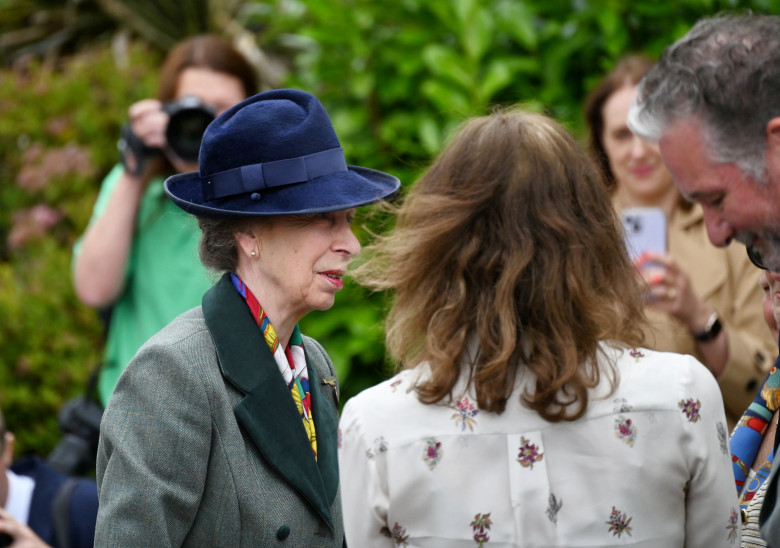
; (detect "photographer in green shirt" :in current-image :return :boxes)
[73,35,258,404]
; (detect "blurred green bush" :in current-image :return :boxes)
[0,43,160,456]
[1,0,778,456]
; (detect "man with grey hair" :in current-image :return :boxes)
[628,11,780,547]
[629,13,780,272]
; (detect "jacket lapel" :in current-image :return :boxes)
[304,347,339,507]
[202,274,333,527]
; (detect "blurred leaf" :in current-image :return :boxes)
[459,5,493,62]
[421,79,472,114]
[422,44,474,90]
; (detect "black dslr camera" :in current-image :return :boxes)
[47,396,103,476]
[47,367,104,476]
[118,96,217,175]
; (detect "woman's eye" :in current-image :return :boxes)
[613,128,632,141]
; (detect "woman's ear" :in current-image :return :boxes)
[234,230,259,259]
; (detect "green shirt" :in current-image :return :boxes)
[74,165,214,404]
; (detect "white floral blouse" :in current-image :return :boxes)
[338,343,740,547]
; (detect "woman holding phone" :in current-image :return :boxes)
[585,55,776,428]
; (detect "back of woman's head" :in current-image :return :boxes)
[157,34,259,102]
[584,55,655,189]
[356,108,645,421]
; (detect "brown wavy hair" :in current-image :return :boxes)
[355,108,646,421]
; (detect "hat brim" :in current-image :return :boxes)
[164,166,401,217]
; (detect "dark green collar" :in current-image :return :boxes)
[202,273,337,528]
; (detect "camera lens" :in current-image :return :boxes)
[164,97,216,162]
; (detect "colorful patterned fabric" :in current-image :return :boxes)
[230,273,317,459]
[729,361,780,515]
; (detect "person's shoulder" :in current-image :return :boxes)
[343,368,423,417]
[301,335,328,361]
[340,369,423,443]
[610,343,711,380]
[144,306,208,346]
[606,343,721,408]
[127,306,212,372]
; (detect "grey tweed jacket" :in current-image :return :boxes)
[95,274,344,546]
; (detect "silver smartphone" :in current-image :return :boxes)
[621,207,667,262]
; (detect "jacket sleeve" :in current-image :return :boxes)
[338,397,395,548]
[95,333,211,546]
[717,247,778,420]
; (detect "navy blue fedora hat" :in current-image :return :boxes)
[164,89,400,217]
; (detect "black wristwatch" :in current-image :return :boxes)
[693,312,722,342]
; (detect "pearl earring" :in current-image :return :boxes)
[251,250,257,257]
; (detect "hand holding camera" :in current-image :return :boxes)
[118,96,216,177]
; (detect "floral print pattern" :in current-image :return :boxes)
[452,396,479,432]
[423,438,442,470]
[717,422,728,455]
[614,416,637,447]
[726,508,739,543]
[679,398,702,423]
[606,506,632,538]
[338,343,736,547]
[366,436,388,460]
[612,398,632,414]
[516,436,543,469]
[546,493,563,525]
[470,513,491,546]
[381,522,409,547]
[629,349,644,361]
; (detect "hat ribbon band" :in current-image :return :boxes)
[201,147,347,201]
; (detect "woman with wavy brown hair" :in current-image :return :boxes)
[338,108,739,547]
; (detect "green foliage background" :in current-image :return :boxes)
[1,0,779,456]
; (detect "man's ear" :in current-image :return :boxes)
[1,433,15,469]
[768,117,780,144]
[765,118,780,181]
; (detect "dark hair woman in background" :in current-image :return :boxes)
[73,35,258,405]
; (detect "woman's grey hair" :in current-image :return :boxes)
[629,13,780,182]
[197,216,257,273]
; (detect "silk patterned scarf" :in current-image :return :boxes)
[230,273,317,459]
[729,354,780,514]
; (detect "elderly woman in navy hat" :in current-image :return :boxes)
[94,89,399,547]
